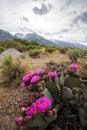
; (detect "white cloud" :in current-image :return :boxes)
[0,0,87,45]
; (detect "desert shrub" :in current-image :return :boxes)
[45,46,56,53]
[59,47,68,54]
[29,40,39,46]
[20,53,26,59]
[80,50,87,58]
[27,45,41,50]
[3,55,13,66]
[18,45,28,52]
[0,57,31,87]
[4,40,21,49]
[67,49,80,62]
[29,49,41,57]
[14,38,29,45]
[81,62,87,69]
[0,46,5,53]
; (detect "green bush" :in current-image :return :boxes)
[80,50,87,58]
[29,49,41,57]
[3,55,13,66]
[45,46,56,53]
[59,47,68,54]
[0,46,4,53]
[20,53,26,59]
[27,45,41,50]
[67,49,80,62]
[29,40,39,46]
[14,38,29,45]
[18,45,28,52]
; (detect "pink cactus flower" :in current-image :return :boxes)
[27,84,33,90]
[68,63,79,71]
[39,69,45,74]
[30,75,40,83]
[22,74,32,83]
[21,82,28,90]
[15,117,23,126]
[36,97,51,113]
[48,71,58,78]
[26,103,37,118]
[34,91,40,98]
[31,71,39,75]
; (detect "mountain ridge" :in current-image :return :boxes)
[0,29,87,49]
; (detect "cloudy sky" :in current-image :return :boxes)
[0,0,87,44]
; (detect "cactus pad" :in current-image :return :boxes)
[63,87,73,100]
[64,75,81,89]
[46,81,59,103]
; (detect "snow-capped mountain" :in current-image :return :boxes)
[0,29,87,49]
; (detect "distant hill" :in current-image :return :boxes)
[0,29,87,49]
[24,32,55,45]
[52,40,86,49]
[14,33,25,39]
[0,29,13,41]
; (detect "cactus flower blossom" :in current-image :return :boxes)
[39,69,45,74]
[26,103,37,118]
[68,64,78,71]
[48,71,58,78]
[22,74,33,83]
[36,97,51,112]
[30,75,40,83]
[15,117,23,126]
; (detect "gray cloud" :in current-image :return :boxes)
[60,0,73,11]
[73,11,87,24]
[33,3,52,15]
[19,27,33,32]
[61,29,69,33]
[65,0,73,6]
[68,10,77,16]
[20,16,29,23]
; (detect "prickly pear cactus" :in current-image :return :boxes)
[46,79,59,103]
[59,72,65,87]
[62,87,73,101]
[64,75,81,89]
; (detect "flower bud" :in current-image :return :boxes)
[20,107,26,113]
[47,110,53,116]
[52,108,57,115]
[24,116,30,122]
[38,87,43,92]
[15,117,23,126]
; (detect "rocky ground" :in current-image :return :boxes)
[0,52,70,130]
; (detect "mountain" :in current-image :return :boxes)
[0,29,13,41]
[14,33,25,39]
[0,29,87,49]
[25,32,55,45]
[52,40,87,49]
[16,32,87,49]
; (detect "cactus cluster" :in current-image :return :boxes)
[15,63,87,130]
